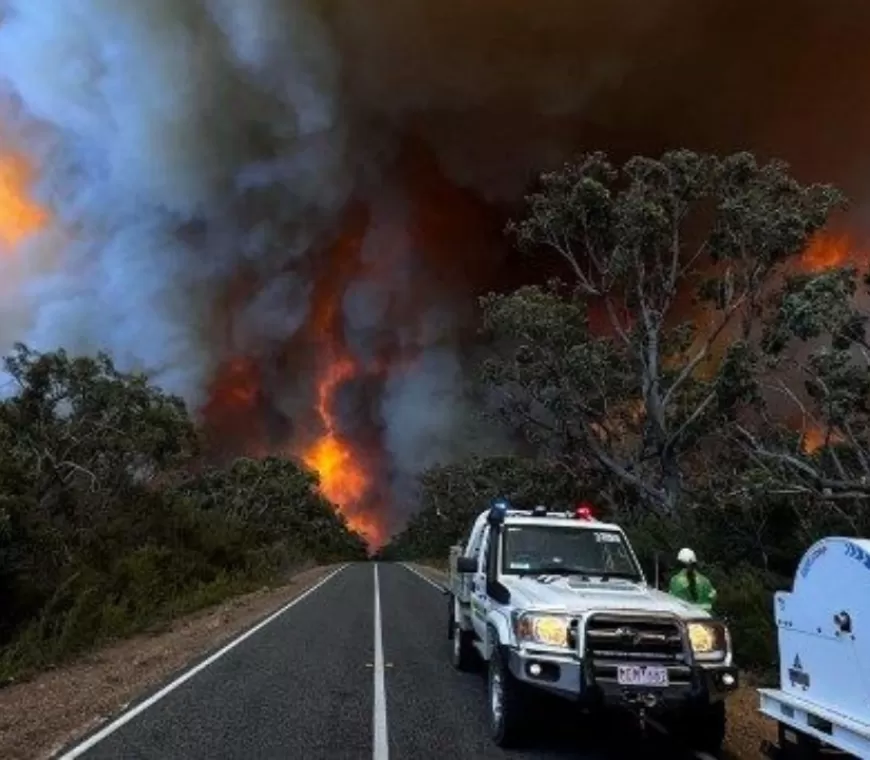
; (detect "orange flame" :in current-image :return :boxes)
[800,424,846,454]
[801,427,825,454]
[0,153,46,249]
[302,356,377,544]
[295,204,382,546]
[304,358,368,503]
[799,233,853,272]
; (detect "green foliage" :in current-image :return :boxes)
[168,457,367,563]
[709,565,780,672]
[738,265,870,508]
[489,150,845,514]
[0,345,366,682]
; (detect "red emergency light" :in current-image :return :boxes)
[575,502,595,520]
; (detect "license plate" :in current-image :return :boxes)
[616,665,669,687]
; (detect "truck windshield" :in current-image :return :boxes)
[501,525,641,580]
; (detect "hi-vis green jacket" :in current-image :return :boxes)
[668,569,717,612]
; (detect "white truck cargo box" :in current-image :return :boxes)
[759,536,870,758]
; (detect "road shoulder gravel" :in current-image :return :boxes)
[0,564,337,760]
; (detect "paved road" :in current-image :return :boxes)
[59,563,691,760]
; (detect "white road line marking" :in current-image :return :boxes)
[400,563,446,592]
[59,564,349,759]
[373,564,389,760]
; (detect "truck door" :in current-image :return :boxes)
[471,526,492,639]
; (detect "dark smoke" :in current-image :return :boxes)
[0,0,866,532]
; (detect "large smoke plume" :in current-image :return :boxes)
[0,0,867,539]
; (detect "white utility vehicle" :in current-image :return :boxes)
[447,500,739,752]
[759,537,870,759]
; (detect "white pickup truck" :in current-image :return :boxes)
[447,501,739,752]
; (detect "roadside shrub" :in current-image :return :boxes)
[710,564,782,674]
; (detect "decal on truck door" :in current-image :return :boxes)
[799,544,827,578]
[788,654,811,691]
[594,531,622,543]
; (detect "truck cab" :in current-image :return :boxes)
[447,500,738,751]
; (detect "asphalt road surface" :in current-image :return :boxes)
[59,563,700,760]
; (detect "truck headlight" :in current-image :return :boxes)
[514,612,572,647]
[687,621,729,661]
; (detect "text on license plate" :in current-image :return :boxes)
[616,665,669,687]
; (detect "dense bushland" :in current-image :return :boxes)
[0,345,367,681]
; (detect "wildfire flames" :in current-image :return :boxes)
[799,233,854,272]
[2,0,870,557]
[801,426,845,455]
[0,153,45,249]
[0,130,867,552]
[3,134,869,550]
[802,427,827,454]
[301,356,376,541]
[286,151,503,547]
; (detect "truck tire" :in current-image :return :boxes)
[448,595,476,671]
[682,700,726,755]
[451,623,476,671]
[447,597,454,640]
[488,646,527,747]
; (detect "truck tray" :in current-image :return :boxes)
[759,688,870,758]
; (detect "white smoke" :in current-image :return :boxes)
[0,0,349,401]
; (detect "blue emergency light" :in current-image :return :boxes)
[488,498,510,524]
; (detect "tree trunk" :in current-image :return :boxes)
[659,449,681,518]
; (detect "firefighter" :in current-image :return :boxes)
[669,548,717,612]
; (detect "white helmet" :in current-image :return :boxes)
[677,547,697,565]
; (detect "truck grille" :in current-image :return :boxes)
[583,614,686,663]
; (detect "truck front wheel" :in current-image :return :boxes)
[680,700,726,754]
[488,647,527,747]
[449,598,476,671]
[451,622,476,671]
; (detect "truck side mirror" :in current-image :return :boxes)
[456,556,478,574]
